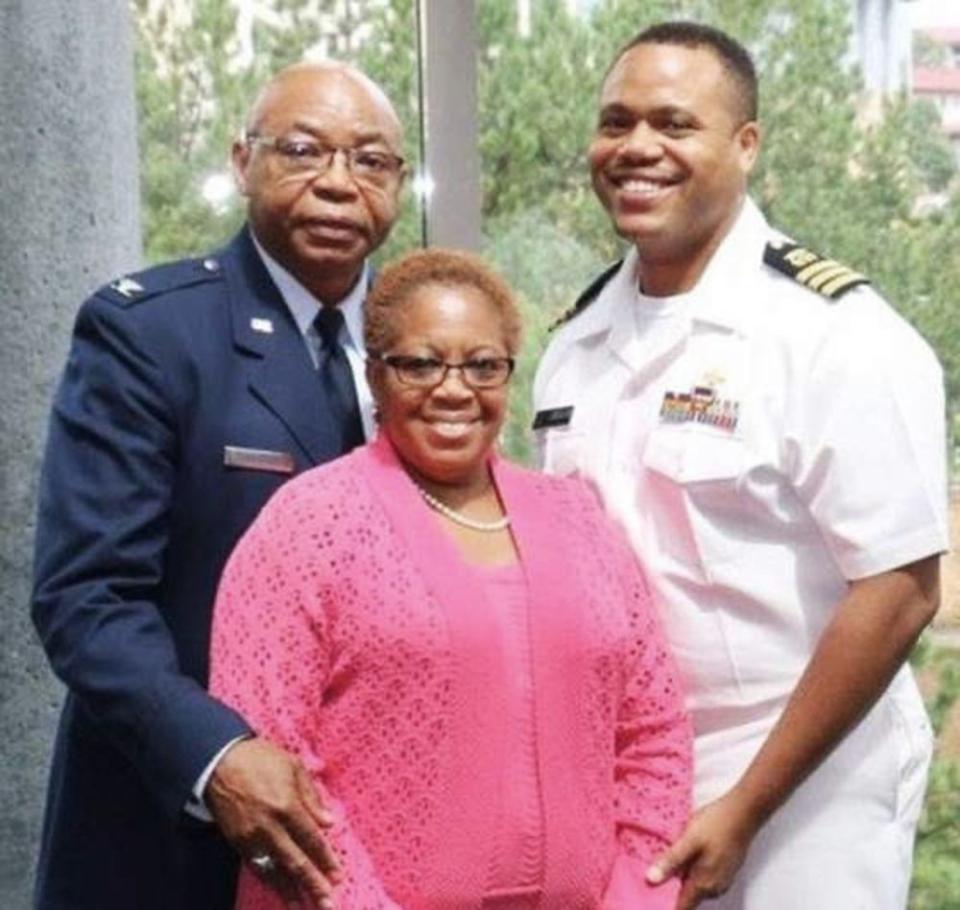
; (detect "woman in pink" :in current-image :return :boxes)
[210,249,691,910]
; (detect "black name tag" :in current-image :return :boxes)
[532,406,574,430]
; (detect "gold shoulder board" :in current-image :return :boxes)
[763,240,869,301]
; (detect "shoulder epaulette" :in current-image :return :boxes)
[763,239,868,301]
[549,259,623,331]
[96,255,224,307]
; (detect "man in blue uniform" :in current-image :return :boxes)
[31,60,406,910]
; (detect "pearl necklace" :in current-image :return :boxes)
[415,483,511,532]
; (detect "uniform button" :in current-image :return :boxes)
[202,258,220,273]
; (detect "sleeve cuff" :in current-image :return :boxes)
[837,525,949,581]
[183,733,252,821]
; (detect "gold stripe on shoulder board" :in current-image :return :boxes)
[763,239,869,301]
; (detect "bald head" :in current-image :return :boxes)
[232,60,406,304]
[245,61,403,149]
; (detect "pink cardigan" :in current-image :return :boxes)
[210,435,691,910]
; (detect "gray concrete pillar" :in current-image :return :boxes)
[0,2,141,905]
[420,0,482,250]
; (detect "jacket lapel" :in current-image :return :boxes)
[222,229,344,466]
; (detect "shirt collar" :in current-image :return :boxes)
[250,233,369,354]
[571,195,771,344]
[685,196,770,332]
[558,246,640,345]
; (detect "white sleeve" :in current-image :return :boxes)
[788,292,949,579]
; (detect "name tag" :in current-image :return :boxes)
[532,406,574,430]
[223,446,295,475]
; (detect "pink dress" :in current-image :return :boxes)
[210,434,691,910]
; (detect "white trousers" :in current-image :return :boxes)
[699,675,932,910]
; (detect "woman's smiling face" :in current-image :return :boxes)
[370,282,512,490]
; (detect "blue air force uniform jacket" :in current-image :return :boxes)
[31,228,358,910]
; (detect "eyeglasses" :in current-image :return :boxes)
[371,353,515,389]
[245,134,405,186]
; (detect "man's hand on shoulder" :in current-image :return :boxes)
[207,737,341,908]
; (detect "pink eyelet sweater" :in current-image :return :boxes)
[210,434,692,910]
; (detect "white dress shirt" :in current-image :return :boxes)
[253,235,376,439]
[533,198,948,908]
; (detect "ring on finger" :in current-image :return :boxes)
[250,853,277,875]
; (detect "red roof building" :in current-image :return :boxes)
[913,28,960,145]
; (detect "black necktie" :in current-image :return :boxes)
[314,307,365,453]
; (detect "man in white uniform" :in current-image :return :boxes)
[533,21,947,910]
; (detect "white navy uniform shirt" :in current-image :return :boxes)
[533,197,948,807]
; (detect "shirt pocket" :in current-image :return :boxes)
[535,425,590,477]
[642,430,750,577]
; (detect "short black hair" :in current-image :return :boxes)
[611,21,758,123]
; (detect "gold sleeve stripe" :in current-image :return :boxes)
[796,260,844,286]
[810,268,857,293]
[807,265,854,291]
[821,271,866,298]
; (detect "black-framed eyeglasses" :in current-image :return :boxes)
[370,353,515,389]
[245,134,405,186]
